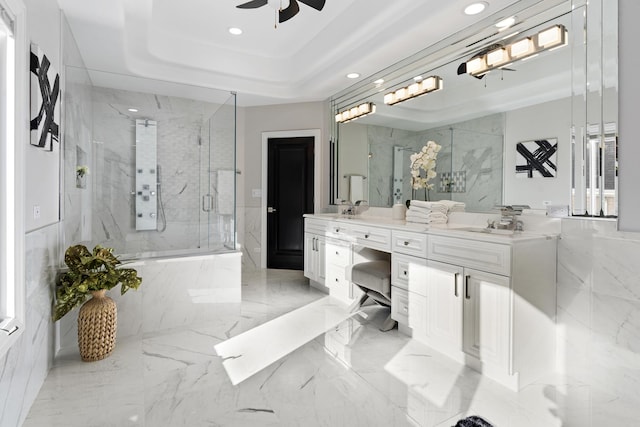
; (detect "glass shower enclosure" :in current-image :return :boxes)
[63,69,237,258]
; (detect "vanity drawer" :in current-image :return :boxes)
[350,224,391,252]
[327,221,351,239]
[392,230,428,257]
[391,286,409,325]
[392,253,428,294]
[326,265,351,302]
[427,235,511,276]
[325,239,351,267]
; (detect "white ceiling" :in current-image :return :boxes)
[56,0,521,106]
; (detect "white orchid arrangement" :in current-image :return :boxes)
[410,140,441,190]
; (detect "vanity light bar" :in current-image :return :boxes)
[335,102,376,124]
[467,24,568,76]
[383,76,443,106]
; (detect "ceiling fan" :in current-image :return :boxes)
[236,0,327,24]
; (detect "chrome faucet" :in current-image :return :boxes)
[340,199,368,216]
[340,200,355,216]
[493,205,529,231]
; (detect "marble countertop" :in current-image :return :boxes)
[304,213,559,244]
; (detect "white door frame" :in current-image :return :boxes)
[261,129,321,268]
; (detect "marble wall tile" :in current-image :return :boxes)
[557,217,640,423]
[366,114,503,209]
[0,223,59,427]
[242,206,262,269]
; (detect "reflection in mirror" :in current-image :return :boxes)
[330,0,617,216]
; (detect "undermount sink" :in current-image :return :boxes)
[454,227,517,236]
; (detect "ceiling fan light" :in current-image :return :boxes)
[268,0,290,10]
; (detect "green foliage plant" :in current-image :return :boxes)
[54,244,142,321]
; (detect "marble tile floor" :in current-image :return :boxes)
[25,269,584,426]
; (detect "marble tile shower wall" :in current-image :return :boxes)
[367,125,420,206]
[91,87,231,254]
[415,113,504,211]
[557,219,640,423]
[366,114,503,209]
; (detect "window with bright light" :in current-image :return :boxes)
[0,0,24,357]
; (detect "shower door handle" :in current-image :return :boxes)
[202,194,213,212]
[267,207,277,213]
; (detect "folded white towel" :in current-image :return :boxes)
[410,200,448,210]
[409,205,448,215]
[406,217,448,224]
[436,200,466,213]
[406,209,448,219]
[405,212,448,225]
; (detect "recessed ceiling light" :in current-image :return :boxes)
[374,78,385,85]
[413,75,423,82]
[128,108,138,112]
[229,27,243,35]
[496,16,516,29]
[347,73,360,79]
[464,2,488,15]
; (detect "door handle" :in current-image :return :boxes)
[465,275,471,299]
[313,237,317,251]
[267,207,277,213]
[454,272,459,297]
[202,194,213,212]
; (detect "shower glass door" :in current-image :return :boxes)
[199,92,237,251]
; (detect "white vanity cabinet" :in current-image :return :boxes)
[303,219,327,286]
[303,214,558,391]
[424,233,557,391]
[391,230,428,332]
[324,237,353,303]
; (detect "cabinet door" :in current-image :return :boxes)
[462,268,510,368]
[316,236,326,285]
[425,260,464,354]
[303,233,318,281]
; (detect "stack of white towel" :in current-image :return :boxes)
[405,200,467,224]
[406,200,449,224]
[437,200,466,213]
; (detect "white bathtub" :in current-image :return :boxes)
[58,250,242,351]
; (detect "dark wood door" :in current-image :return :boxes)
[267,137,314,269]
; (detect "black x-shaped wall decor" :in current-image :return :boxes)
[30,49,60,152]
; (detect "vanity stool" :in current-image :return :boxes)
[347,260,396,332]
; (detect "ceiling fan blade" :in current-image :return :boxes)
[298,0,326,11]
[279,0,300,23]
[237,0,268,9]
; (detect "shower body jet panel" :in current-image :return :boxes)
[135,119,158,230]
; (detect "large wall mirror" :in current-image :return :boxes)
[329,0,617,217]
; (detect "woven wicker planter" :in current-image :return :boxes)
[77,290,117,362]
